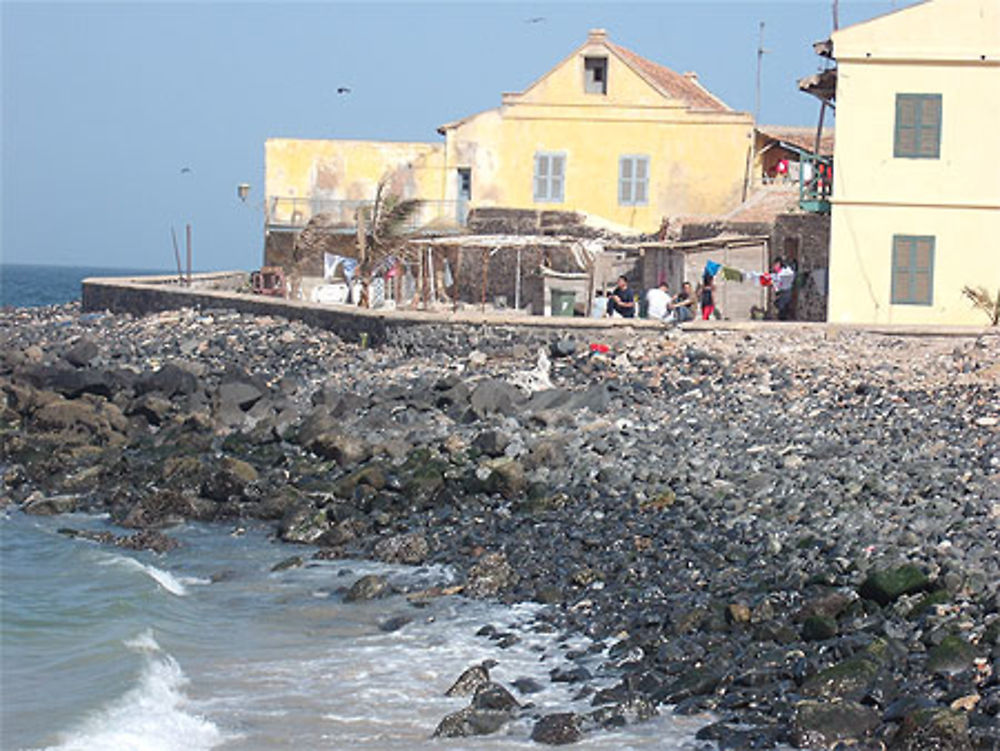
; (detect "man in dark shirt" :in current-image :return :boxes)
[667,281,696,322]
[606,275,636,318]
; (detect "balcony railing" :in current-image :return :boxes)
[798,154,833,214]
[267,196,468,231]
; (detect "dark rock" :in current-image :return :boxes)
[802,654,881,700]
[279,504,331,544]
[472,429,510,457]
[652,666,723,704]
[22,493,77,515]
[344,574,389,602]
[432,707,510,738]
[217,380,263,411]
[512,677,544,694]
[445,660,497,697]
[270,555,303,572]
[859,564,930,606]
[469,379,523,418]
[802,615,839,641]
[889,707,973,751]
[128,394,173,425]
[309,431,371,467]
[378,615,413,633]
[116,489,214,529]
[791,699,880,748]
[465,552,518,598]
[137,363,199,398]
[471,682,520,712]
[63,338,99,367]
[927,635,975,676]
[200,456,259,501]
[373,532,429,565]
[530,713,582,745]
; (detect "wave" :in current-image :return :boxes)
[100,555,189,596]
[40,632,228,751]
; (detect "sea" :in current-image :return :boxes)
[0,264,171,309]
[1,264,713,750]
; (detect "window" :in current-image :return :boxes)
[534,152,565,203]
[618,156,649,205]
[894,94,942,158]
[891,235,935,305]
[584,57,607,94]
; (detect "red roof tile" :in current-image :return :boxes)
[608,42,732,112]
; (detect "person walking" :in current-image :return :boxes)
[698,271,716,320]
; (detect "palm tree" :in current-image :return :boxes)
[354,178,423,306]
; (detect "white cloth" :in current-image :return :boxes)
[591,296,608,318]
[323,253,343,281]
[645,287,671,320]
[774,266,796,292]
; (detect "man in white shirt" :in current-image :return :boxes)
[645,281,672,321]
[773,259,796,320]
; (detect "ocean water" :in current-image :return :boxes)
[0,512,713,750]
[0,264,170,308]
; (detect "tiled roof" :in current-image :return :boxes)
[608,42,732,112]
[758,126,835,156]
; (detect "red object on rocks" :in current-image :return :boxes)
[589,343,610,354]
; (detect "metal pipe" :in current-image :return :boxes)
[186,224,192,285]
[515,248,522,311]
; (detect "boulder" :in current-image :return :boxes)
[471,682,520,712]
[117,489,214,529]
[201,456,259,501]
[63,338,99,368]
[889,708,973,751]
[530,713,582,745]
[465,552,518,598]
[309,431,371,467]
[445,660,497,697]
[927,635,975,676]
[344,574,389,602]
[33,396,128,445]
[859,564,929,606]
[791,699,880,748]
[373,532,429,565]
[469,379,523,418]
[432,707,510,738]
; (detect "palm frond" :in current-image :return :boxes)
[962,286,1000,326]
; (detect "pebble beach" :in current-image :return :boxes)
[2,301,999,749]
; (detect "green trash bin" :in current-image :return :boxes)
[551,289,576,317]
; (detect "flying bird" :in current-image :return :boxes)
[180,167,192,174]
[525,16,546,23]
[336,86,351,94]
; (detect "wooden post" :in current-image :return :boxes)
[185,223,192,285]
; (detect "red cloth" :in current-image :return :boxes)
[589,343,610,354]
[759,273,772,287]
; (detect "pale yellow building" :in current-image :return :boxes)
[264,29,754,235]
[826,0,1000,325]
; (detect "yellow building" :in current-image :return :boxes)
[265,29,754,236]
[826,0,1000,325]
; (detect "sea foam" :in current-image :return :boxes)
[42,632,228,751]
[101,555,189,596]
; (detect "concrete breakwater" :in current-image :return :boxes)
[81,272,671,347]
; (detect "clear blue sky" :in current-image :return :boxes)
[2,1,912,271]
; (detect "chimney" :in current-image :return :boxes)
[683,71,699,82]
[588,28,608,43]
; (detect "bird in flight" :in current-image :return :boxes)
[180,167,192,174]
[336,86,351,94]
[525,16,545,23]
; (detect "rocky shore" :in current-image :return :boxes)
[2,302,999,749]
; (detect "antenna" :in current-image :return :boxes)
[754,21,768,128]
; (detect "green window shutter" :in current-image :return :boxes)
[635,157,649,204]
[891,235,935,305]
[619,157,633,204]
[551,155,564,202]
[534,154,549,201]
[918,96,942,158]
[895,94,941,159]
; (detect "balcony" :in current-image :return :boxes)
[798,153,833,214]
[266,196,468,232]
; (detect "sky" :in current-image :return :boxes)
[2,1,916,271]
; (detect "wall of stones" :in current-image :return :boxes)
[772,213,831,322]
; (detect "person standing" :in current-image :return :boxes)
[773,258,796,321]
[606,275,636,318]
[697,271,716,320]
